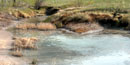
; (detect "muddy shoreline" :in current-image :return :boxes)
[0,7,130,65]
[0,30,28,65]
[1,27,130,65]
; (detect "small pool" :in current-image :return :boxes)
[12,30,130,65]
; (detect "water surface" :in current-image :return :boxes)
[12,30,130,65]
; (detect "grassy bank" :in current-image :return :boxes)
[0,0,129,14]
[0,0,130,9]
[46,0,130,9]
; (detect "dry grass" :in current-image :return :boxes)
[16,22,56,30]
[37,23,56,30]
[16,23,36,29]
[9,9,36,18]
[0,0,130,9]
[12,37,38,50]
[10,37,38,57]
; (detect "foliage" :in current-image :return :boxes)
[0,0,129,9]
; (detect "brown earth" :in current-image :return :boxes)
[66,23,103,33]
[0,30,27,65]
[0,13,15,28]
[48,11,130,33]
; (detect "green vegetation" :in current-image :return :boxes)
[0,0,130,25]
[0,0,129,14]
[0,0,130,9]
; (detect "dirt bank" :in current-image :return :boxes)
[0,30,27,65]
[43,9,130,34]
[0,31,13,49]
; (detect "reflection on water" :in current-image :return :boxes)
[12,30,130,65]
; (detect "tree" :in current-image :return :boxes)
[13,0,16,7]
[34,0,43,10]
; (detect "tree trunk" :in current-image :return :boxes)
[13,0,16,7]
[34,0,43,10]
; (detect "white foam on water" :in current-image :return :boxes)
[79,52,130,65]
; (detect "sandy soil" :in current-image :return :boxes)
[0,30,27,65]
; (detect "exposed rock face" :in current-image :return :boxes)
[16,23,56,30]
[66,23,103,33]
